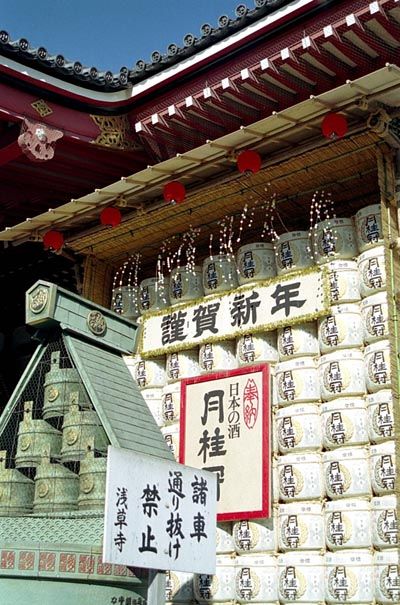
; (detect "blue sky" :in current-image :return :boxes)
[1,0,245,72]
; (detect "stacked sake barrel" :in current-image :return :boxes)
[127,203,399,605]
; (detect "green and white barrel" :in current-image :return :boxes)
[33,451,79,513]
[78,447,107,511]
[0,450,34,515]
[60,400,108,462]
[15,401,62,468]
[325,550,374,603]
[43,351,90,418]
[325,498,372,550]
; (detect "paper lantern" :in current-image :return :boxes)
[43,230,64,251]
[321,112,348,139]
[237,149,262,174]
[100,207,121,227]
[163,181,186,204]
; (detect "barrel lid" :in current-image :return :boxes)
[315,217,353,228]
[278,501,322,514]
[329,303,361,314]
[325,497,371,511]
[371,494,397,507]
[237,241,274,252]
[276,230,308,242]
[323,446,369,461]
[276,357,317,371]
[278,552,324,564]
[327,260,357,270]
[355,203,381,217]
[366,390,392,404]
[321,397,366,411]
[374,549,399,563]
[326,549,374,564]
[278,452,321,464]
[235,553,276,565]
[357,244,385,260]
[319,349,364,363]
[361,291,387,306]
[276,403,320,417]
[370,441,396,455]
[365,339,390,353]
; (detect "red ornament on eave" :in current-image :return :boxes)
[322,112,348,139]
[43,230,64,251]
[163,181,186,204]
[100,207,122,228]
[237,149,262,174]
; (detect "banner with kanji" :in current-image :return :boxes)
[139,268,329,357]
[180,365,271,521]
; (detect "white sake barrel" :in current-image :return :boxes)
[161,423,180,461]
[367,390,395,443]
[161,383,181,425]
[216,522,235,554]
[165,570,194,601]
[166,349,199,383]
[355,203,383,251]
[321,398,368,449]
[169,265,203,304]
[202,255,238,295]
[278,502,324,551]
[272,458,279,504]
[312,218,358,265]
[375,550,400,604]
[139,277,170,312]
[234,554,278,603]
[193,555,236,602]
[325,550,374,603]
[357,245,386,297]
[371,441,397,495]
[328,261,361,304]
[237,332,278,365]
[276,358,319,405]
[365,340,392,392]
[323,447,371,500]
[236,242,276,285]
[278,453,324,502]
[275,231,313,274]
[140,387,163,427]
[199,341,237,373]
[372,496,399,549]
[124,355,166,389]
[278,552,325,603]
[233,512,277,554]
[319,350,366,401]
[325,499,372,550]
[277,323,319,360]
[318,304,363,353]
[111,285,140,320]
[276,404,321,453]
[361,291,389,343]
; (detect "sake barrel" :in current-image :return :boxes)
[272,458,279,504]
[125,355,166,389]
[367,390,395,443]
[278,502,324,551]
[139,277,170,313]
[193,555,236,602]
[216,522,235,555]
[141,387,163,427]
[365,340,391,392]
[328,261,361,304]
[357,245,386,298]
[169,265,203,304]
[161,383,181,425]
[234,554,278,603]
[323,447,371,500]
[15,402,62,468]
[236,242,276,285]
[370,441,397,495]
[276,358,319,405]
[237,332,278,365]
[60,404,108,462]
[318,304,363,353]
[375,550,400,604]
[276,404,321,453]
[372,495,399,549]
[278,453,324,502]
[43,350,90,419]
[202,255,238,295]
[77,450,107,511]
[325,499,372,550]
[355,203,383,251]
[166,349,199,383]
[312,218,358,265]
[111,285,140,320]
[325,550,374,603]
[278,552,325,603]
[161,423,180,461]
[199,341,237,373]
[275,231,313,275]
[319,350,366,401]
[277,323,319,360]
[232,512,277,554]
[33,460,79,513]
[165,570,194,602]
[321,398,369,449]
[361,292,389,343]
[0,451,34,516]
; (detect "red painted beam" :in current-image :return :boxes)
[0,141,23,166]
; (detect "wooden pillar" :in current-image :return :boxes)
[82,255,114,307]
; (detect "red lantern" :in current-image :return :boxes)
[322,112,348,139]
[43,229,64,251]
[237,149,262,174]
[100,207,122,228]
[163,180,186,204]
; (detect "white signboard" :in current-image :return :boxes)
[103,446,217,574]
[139,269,328,357]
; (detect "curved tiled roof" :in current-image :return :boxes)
[0,0,294,92]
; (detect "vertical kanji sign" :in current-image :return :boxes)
[103,446,217,574]
[180,364,271,521]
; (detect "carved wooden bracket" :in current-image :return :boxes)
[18,119,63,161]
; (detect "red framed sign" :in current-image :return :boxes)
[179,364,271,521]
